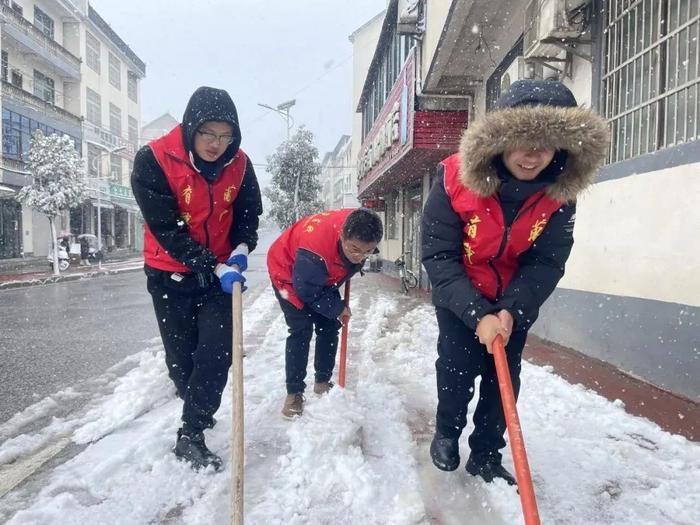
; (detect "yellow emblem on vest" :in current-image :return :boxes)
[181,212,192,225]
[529,219,547,242]
[223,185,236,203]
[219,209,229,222]
[182,185,193,205]
[467,215,481,239]
[305,225,315,233]
[463,242,475,264]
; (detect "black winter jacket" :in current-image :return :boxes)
[131,87,263,275]
[421,80,609,332]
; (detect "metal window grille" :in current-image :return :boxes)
[602,0,700,163]
[127,72,138,102]
[109,52,121,89]
[86,88,101,126]
[109,103,121,137]
[34,6,54,39]
[86,31,101,73]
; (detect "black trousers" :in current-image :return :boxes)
[434,306,527,463]
[146,269,232,434]
[275,289,342,394]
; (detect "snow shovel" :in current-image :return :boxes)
[230,280,244,525]
[337,279,352,388]
[492,334,540,525]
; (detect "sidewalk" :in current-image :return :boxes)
[0,254,144,289]
[365,272,698,442]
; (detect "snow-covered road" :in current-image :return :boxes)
[1,281,698,524]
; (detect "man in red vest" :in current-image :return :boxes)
[268,208,383,418]
[422,80,609,484]
[132,86,262,471]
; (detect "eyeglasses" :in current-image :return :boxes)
[343,241,376,258]
[197,130,234,146]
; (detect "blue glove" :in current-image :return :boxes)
[226,244,249,272]
[226,253,248,273]
[216,265,247,294]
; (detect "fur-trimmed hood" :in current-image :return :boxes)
[458,105,610,202]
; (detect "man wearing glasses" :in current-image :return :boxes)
[267,208,383,418]
[132,86,262,471]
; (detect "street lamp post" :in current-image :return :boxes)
[257,99,296,140]
[88,144,126,269]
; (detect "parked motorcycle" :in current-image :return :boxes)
[47,242,70,271]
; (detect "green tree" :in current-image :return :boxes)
[264,126,322,229]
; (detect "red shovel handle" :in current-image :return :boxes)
[337,280,351,388]
[492,334,541,525]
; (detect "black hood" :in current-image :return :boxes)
[181,87,242,177]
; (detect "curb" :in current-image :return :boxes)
[0,264,144,291]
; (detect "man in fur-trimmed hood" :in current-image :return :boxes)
[421,79,609,484]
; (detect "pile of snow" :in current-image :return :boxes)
[1,284,698,524]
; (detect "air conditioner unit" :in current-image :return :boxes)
[523,0,586,59]
[500,56,543,93]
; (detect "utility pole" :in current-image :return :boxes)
[87,144,126,269]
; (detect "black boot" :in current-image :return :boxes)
[174,429,223,471]
[465,456,516,486]
[430,432,460,471]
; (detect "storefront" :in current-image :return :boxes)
[357,45,467,283]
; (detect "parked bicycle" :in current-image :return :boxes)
[395,254,418,294]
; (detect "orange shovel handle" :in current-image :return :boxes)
[492,334,540,525]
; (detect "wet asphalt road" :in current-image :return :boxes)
[0,230,276,424]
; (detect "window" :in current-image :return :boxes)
[110,153,122,182]
[87,143,102,177]
[602,0,700,162]
[1,51,7,83]
[34,6,54,39]
[109,103,122,136]
[10,1,22,16]
[86,88,101,126]
[11,69,22,89]
[109,52,121,89]
[127,71,138,102]
[128,115,138,145]
[33,70,55,104]
[361,28,414,139]
[2,108,80,161]
[86,31,101,73]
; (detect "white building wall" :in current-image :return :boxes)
[562,164,700,307]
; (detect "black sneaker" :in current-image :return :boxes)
[465,456,517,486]
[174,430,223,471]
[430,432,460,471]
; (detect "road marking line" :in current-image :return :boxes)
[0,437,70,498]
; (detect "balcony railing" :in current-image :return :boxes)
[1,4,81,75]
[82,122,138,159]
[2,80,82,128]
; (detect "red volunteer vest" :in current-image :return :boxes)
[442,153,563,301]
[143,125,247,272]
[267,209,355,309]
